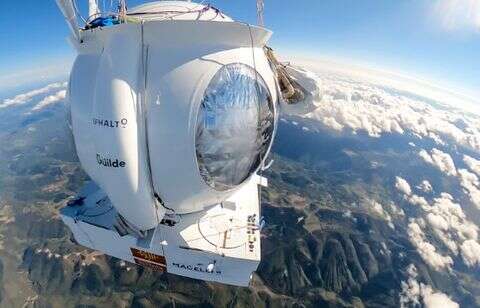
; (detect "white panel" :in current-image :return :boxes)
[91,26,159,230]
[70,54,102,185]
[80,25,162,230]
[144,21,276,214]
[68,20,275,225]
[61,175,262,286]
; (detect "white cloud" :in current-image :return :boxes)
[322,116,343,131]
[419,149,433,163]
[426,212,449,232]
[407,192,480,268]
[419,148,457,176]
[395,176,412,196]
[429,132,445,146]
[460,239,480,267]
[408,194,430,208]
[395,179,430,208]
[400,264,459,308]
[433,0,480,32]
[422,291,459,308]
[394,176,479,266]
[400,264,422,307]
[31,90,67,112]
[464,155,480,176]
[0,82,66,109]
[279,60,480,272]
[407,220,453,270]
[390,202,405,217]
[458,168,480,209]
[369,200,395,229]
[342,210,352,218]
[417,180,433,193]
[282,65,480,153]
[434,193,478,239]
[342,209,358,223]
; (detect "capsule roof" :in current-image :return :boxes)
[128,1,234,22]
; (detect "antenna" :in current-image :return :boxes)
[256,0,264,27]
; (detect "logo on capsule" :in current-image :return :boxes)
[92,118,128,128]
[96,153,126,168]
[171,262,222,275]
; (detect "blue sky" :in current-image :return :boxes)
[0,0,479,98]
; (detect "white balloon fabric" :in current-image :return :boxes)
[195,63,275,191]
[67,0,278,226]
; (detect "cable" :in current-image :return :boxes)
[72,0,88,24]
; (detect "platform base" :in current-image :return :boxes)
[60,176,266,286]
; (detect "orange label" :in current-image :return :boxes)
[133,257,166,272]
[130,248,167,271]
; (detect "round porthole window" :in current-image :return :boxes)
[195,63,275,191]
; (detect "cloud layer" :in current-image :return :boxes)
[286,63,480,304]
[396,175,480,269]
[400,264,459,308]
[458,168,480,209]
[464,155,480,176]
[31,90,67,112]
[0,82,66,110]
[285,66,480,153]
[419,148,457,176]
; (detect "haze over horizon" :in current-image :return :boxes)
[0,0,479,102]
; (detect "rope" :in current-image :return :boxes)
[126,4,224,22]
[256,0,265,27]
